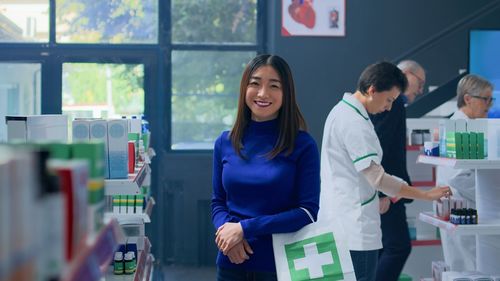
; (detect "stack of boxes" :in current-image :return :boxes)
[112,195,144,215]
[72,116,150,180]
[439,119,500,159]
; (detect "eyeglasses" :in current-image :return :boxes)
[407,71,425,92]
[470,95,496,105]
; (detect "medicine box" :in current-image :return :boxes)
[6,115,68,143]
[107,119,128,179]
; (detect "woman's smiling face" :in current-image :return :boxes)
[245,65,283,122]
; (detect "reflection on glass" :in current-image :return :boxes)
[62,63,144,122]
[56,0,158,44]
[172,0,257,44]
[0,63,41,141]
[171,51,255,150]
[0,1,49,42]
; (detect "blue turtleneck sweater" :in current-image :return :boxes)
[211,119,320,272]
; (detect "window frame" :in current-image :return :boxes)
[0,0,266,153]
[168,0,266,152]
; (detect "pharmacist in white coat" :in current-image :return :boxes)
[321,62,451,281]
[438,74,494,272]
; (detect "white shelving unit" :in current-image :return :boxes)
[417,155,500,275]
[105,163,150,195]
[103,158,155,281]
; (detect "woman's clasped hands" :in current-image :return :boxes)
[215,222,254,264]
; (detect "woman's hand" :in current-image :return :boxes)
[425,186,452,201]
[226,239,254,264]
[215,222,244,254]
[379,197,391,214]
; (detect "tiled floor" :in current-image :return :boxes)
[162,265,216,281]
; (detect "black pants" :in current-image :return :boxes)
[376,201,412,281]
[217,267,277,281]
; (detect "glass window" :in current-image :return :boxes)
[172,0,257,44]
[62,63,144,121]
[171,51,255,150]
[0,63,41,141]
[55,0,158,44]
[0,1,49,43]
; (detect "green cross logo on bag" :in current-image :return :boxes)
[284,232,343,281]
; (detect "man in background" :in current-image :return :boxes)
[370,60,426,281]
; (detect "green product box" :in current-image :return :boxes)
[120,196,126,213]
[446,132,456,158]
[41,142,71,159]
[127,195,135,214]
[141,186,149,196]
[469,132,478,159]
[128,133,140,143]
[135,195,144,213]
[477,133,485,159]
[113,195,121,213]
[141,131,150,150]
[461,132,470,159]
[87,179,104,204]
[71,142,105,178]
[455,132,463,159]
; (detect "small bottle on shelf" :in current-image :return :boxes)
[113,252,124,275]
[124,251,136,274]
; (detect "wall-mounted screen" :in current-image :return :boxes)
[469,30,500,118]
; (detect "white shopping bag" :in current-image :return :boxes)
[272,218,356,281]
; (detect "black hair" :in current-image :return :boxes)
[357,62,408,95]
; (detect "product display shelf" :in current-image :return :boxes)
[104,197,155,224]
[417,155,500,169]
[417,155,500,275]
[61,218,125,281]
[105,163,150,195]
[419,212,500,235]
[104,237,153,281]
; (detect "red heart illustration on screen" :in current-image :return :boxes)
[288,0,316,29]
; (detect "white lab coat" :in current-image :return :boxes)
[320,93,383,251]
[437,109,476,271]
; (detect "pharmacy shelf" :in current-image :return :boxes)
[411,239,441,247]
[105,197,155,224]
[418,156,500,275]
[419,212,500,235]
[104,237,152,281]
[62,219,125,281]
[105,163,150,195]
[417,155,500,169]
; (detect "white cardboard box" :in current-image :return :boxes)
[107,119,128,179]
[89,120,109,179]
[72,119,90,142]
[6,115,68,142]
